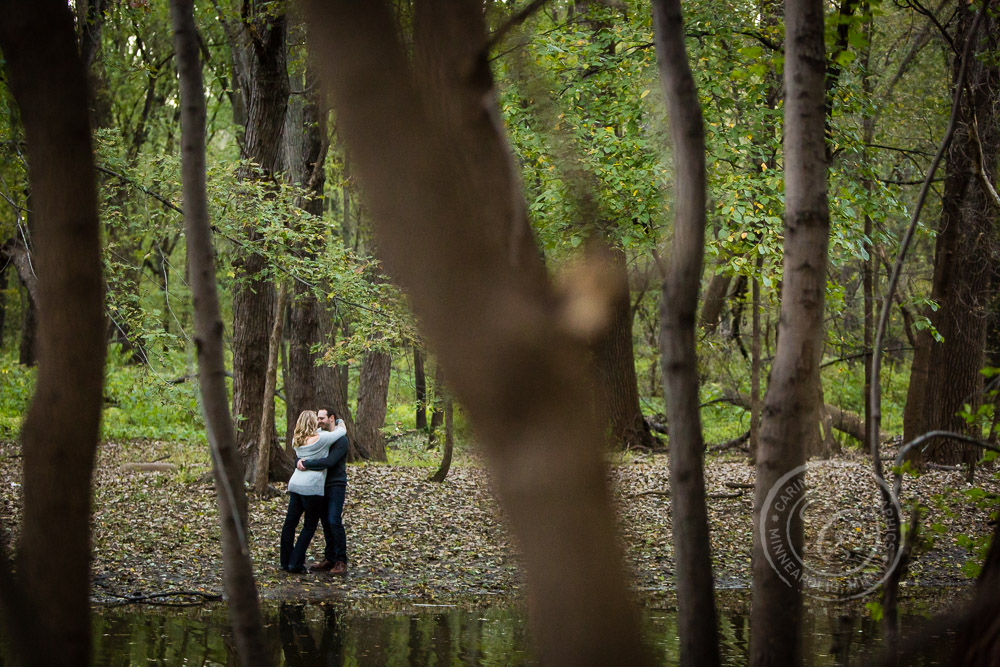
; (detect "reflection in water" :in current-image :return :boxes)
[33,594,960,665]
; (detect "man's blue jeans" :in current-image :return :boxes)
[320,484,347,564]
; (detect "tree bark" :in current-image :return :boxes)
[903,326,933,443]
[282,37,334,459]
[750,0,829,662]
[254,282,289,494]
[2,234,39,366]
[428,392,453,483]
[750,258,762,460]
[958,516,1000,665]
[918,6,999,465]
[592,245,658,450]
[699,270,733,333]
[170,3,270,663]
[0,2,106,663]
[18,285,37,366]
[653,0,720,663]
[0,261,6,342]
[355,347,391,461]
[230,1,288,483]
[415,345,428,430]
[428,362,445,448]
[301,2,651,663]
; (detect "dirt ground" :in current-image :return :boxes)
[0,439,995,609]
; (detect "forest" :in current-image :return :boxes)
[0,0,998,664]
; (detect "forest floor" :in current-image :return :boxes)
[0,437,995,612]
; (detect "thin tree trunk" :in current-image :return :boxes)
[2,235,39,367]
[428,362,444,448]
[0,2,106,663]
[428,392,453,483]
[254,282,288,494]
[861,2,876,465]
[170,3,270,663]
[751,0,829,662]
[653,0,719,663]
[301,2,651,663]
[751,257,762,460]
[415,345,428,430]
[0,262,6,341]
[19,280,37,367]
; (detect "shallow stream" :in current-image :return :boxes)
[81,590,961,665]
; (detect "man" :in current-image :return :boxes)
[297,408,350,575]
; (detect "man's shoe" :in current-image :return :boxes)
[309,559,335,571]
[330,561,347,576]
[287,565,309,574]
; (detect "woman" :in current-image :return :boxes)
[279,410,346,573]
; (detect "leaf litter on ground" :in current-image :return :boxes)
[0,439,996,610]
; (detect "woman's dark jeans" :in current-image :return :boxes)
[280,492,325,570]
[320,484,348,565]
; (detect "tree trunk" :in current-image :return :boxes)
[592,245,658,450]
[861,8,876,465]
[750,0,829,663]
[231,1,289,482]
[0,2,106,663]
[355,348,391,461]
[957,515,1000,665]
[699,270,733,333]
[750,259,762,460]
[428,362,444,448]
[0,261,6,342]
[415,345,428,430]
[232,258,276,481]
[571,10,656,454]
[170,3,270,663]
[254,282,288,494]
[285,281,320,447]
[302,2,651,663]
[428,392,453,483]
[903,327,932,443]
[913,5,999,465]
[282,39,333,457]
[2,235,39,367]
[653,0,720,662]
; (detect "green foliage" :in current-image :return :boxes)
[101,347,207,444]
[0,348,209,444]
[499,2,666,257]
[0,355,34,441]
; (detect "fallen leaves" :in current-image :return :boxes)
[0,440,996,608]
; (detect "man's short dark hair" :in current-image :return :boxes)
[319,407,338,421]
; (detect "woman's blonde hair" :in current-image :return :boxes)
[292,410,318,448]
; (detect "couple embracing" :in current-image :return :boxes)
[279,408,350,575]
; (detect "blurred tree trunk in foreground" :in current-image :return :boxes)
[301,1,651,664]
